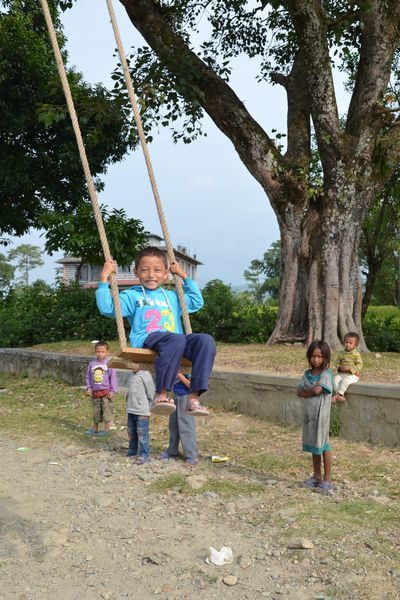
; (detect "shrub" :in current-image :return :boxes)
[362,314,400,352]
[0,282,119,347]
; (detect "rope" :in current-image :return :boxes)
[40,0,128,348]
[106,0,192,335]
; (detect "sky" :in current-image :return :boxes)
[7,1,347,288]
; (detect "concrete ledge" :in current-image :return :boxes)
[0,348,399,448]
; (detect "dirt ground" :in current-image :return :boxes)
[1,372,400,600]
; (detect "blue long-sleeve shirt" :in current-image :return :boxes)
[96,279,204,348]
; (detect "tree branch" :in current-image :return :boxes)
[286,0,342,169]
[283,51,311,170]
[346,1,400,140]
[120,0,290,195]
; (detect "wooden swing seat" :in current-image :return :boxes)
[108,347,191,370]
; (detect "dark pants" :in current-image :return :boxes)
[143,332,216,394]
[127,414,150,459]
[167,394,198,459]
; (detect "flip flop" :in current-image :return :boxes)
[151,401,176,416]
[303,476,321,488]
[185,402,210,417]
[316,480,333,493]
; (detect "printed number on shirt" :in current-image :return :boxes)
[145,308,176,333]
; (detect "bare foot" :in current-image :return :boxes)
[336,394,346,402]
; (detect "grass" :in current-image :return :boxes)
[367,305,400,320]
[26,339,400,383]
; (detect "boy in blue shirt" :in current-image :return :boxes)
[96,246,215,416]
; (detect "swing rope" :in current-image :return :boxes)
[40,0,192,361]
[106,0,192,336]
[40,0,128,349]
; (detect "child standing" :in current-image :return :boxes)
[96,247,216,417]
[332,332,362,403]
[126,369,155,465]
[159,371,199,466]
[297,340,333,493]
[85,341,117,436]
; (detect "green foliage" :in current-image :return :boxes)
[191,279,277,342]
[0,252,15,292]
[40,203,148,268]
[0,281,119,347]
[244,241,281,302]
[7,243,44,285]
[362,314,400,352]
[360,173,400,314]
[0,0,131,237]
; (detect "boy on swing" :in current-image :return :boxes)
[96,247,215,416]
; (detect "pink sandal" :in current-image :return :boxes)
[151,399,176,416]
[185,400,210,417]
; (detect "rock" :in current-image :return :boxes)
[85,555,94,561]
[265,479,278,486]
[389,567,400,577]
[101,593,110,600]
[287,538,314,550]
[223,575,238,586]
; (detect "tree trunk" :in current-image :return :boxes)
[269,185,371,352]
[361,260,381,318]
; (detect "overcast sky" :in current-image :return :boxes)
[7,1,347,287]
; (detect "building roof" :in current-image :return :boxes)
[56,234,203,265]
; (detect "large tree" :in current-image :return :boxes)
[114,0,400,349]
[0,0,131,238]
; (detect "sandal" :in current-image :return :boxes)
[185,456,199,466]
[185,400,210,417]
[151,399,176,416]
[316,480,333,493]
[303,476,321,488]
[135,456,149,465]
[158,451,175,461]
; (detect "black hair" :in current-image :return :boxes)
[135,246,168,270]
[306,340,331,370]
[344,331,360,344]
[95,340,109,350]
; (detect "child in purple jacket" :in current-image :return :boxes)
[85,341,117,436]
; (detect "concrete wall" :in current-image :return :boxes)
[0,349,399,448]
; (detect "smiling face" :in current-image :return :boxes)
[344,336,358,352]
[309,347,324,370]
[135,255,168,290]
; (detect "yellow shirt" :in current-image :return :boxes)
[336,348,362,375]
